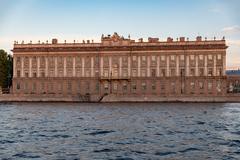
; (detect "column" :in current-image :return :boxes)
[82,57,85,77]
[73,57,76,77]
[91,57,94,77]
[100,57,103,77]
[166,56,169,77]
[63,57,66,77]
[128,56,131,77]
[13,56,16,77]
[109,56,112,77]
[119,57,122,77]
[195,56,199,76]
[37,57,40,77]
[45,57,48,77]
[147,56,150,77]
[186,55,189,76]
[21,57,24,77]
[29,57,32,77]
[213,55,216,76]
[55,57,58,77]
[138,56,141,77]
[157,56,160,77]
[176,56,179,76]
[204,55,208,76]
[223,54,226,76]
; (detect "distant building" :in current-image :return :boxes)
[226,69,240,75]
[12,33,229,98]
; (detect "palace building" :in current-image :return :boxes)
[12,33,228,100]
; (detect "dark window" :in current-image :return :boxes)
[17,70,21,77]
[17,83,20,90]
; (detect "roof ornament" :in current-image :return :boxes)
[214,36,216,40]
[128,34,130,39]
[223,36,225,40]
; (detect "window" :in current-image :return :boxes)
[190,55,194,60]
[95,82,99,91]
[123,83,127,91]
[190,82,195,94]
[170,55,175,61]
[141,69,146,77]
[24,82,28,90]
[170,69,175,76]
[161,69,166,77]
[33,72,37,77]
[133,56,137,61]
[151,69,156,77]
[199,68,204,76]
[132,69,137,77]
[180,55,184,60]
[113,83,118,90]
[161,55,165,61]
[32,83,36,92]
[217,68,222,76]
[67,82,72,91]
[41,72,45,77]
[152,82,156,90]
[199,55,203,60]
[17,70,21,77]
[17,83,20,90]
[141,82,147,91]
[208,55,213,60]
[208,81,213,91]
[104,70,109,77]
[180,69,185,76]
[152,56,156,61]
[123,69,128,77]
[217,81,221,92]
[132,83,137,90]
[217,54,222,60]
[104,83,109,91]
[190,68,195,76]
[199,82,204,89]
[25,72,29,78]
[208,68,213,76]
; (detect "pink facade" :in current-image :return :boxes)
[12,33,228,98]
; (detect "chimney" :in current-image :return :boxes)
[52,38,58,44]
[167,37,173,42]
[180,37,185,42]
[138,38,143,42]
[148,37,159,43]
[196,36,202,42]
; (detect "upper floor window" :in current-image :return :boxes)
[217,54,222,60]
[190,55,195,60]
[180,55,184,60]
[208,55,213,60]
[170,55,175,61]
[161,55,165,61]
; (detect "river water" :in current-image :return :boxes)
[0,102,240,160]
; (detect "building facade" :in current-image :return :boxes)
[12,33,228,98]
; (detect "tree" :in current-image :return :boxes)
[0,49,13,88]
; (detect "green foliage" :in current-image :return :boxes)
[0,49,13,88]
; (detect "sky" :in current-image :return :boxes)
[0,0,239,69]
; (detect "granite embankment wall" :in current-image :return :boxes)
[0,94,240,102]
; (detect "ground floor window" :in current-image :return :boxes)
[17,83,20,90]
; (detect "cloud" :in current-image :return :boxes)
[227,39,240,46]
[222,25,240,34]
[209,8,222,13]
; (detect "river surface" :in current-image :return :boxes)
[0,103,240,160]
